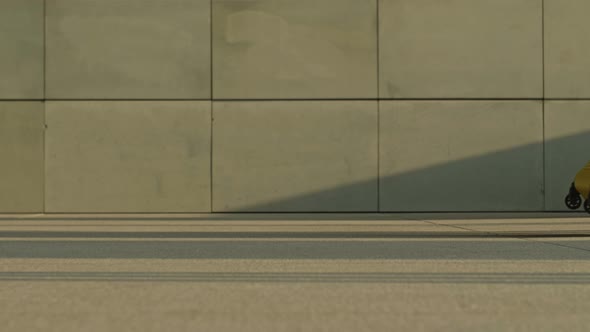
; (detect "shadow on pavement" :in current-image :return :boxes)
[1,230,590,238]
[1,238,589,260]
[0,271,588,284]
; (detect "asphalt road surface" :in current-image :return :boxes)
[1,213,590,331]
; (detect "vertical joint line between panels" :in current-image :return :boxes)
[377,101,381,212]
[542,0,545,99]
[541,0,546,211]
[210,0,214,212]
[376,0,380,98]
[210,0,213,101]
[376,0,381,211]
[43,0,47,213]
[43,0,46,100]
[210,104,214,213]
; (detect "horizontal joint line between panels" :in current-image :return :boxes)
[215,98,587,101]
[13,210,564,215]
[31,99,213,102]
[4,99,590,102]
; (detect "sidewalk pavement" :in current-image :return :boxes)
[1,213,590,331]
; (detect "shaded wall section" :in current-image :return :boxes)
[0,0,589,213]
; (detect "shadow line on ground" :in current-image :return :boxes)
[1,213,589,222]
[0,272,589,284]
[1,240,588,260]
[1,231,590,239]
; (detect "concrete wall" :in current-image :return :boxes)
[1,0,588,213]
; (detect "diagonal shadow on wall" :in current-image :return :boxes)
[219,130,590,215]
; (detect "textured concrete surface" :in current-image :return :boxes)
[379,0,543,98]
[46,0,211,99]
[212,0,377,99]
[0,0,44,99]
[0,102,44,212]
[545,0,590,98]
[380,101,544,211]
[2,0,587,215]
[45,102,211,213]
[212,101,378,212]
[544,101,590,211]
[1,213,590,332]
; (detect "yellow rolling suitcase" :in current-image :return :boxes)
[565,161,590,212]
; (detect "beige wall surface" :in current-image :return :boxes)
[46,0,211,99]
[379,0,543,99]
[0,102,44,212]
[212,0,378,99]
[45,102,211,213]
[545,0,590,98]
[212,101,378,212]
[1,1,589,213]
[0,0,44,99]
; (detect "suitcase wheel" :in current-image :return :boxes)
[565,194,582,210]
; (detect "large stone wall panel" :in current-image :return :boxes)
[545,0,590,98]
[212,0,378,99]
[212,101,378,212]
[0,102,44,212]
[380,101,544,211]
[45,102,211,213]
[379,0,543,99]
[0,0,44,99]
[46,0,211,99]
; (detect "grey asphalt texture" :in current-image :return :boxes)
[1,213,590,331]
